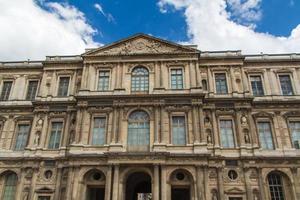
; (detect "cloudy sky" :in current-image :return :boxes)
[0,0,300,61]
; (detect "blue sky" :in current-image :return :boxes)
[50,0,299,44]
[1,0,300,60]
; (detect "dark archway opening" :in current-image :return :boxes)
[171,187,190,200]
[125,172,152,200]
[87,186,105,200]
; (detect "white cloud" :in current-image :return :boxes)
[0,0,100,61]
[158,0,300,54]
[94,3,115,23]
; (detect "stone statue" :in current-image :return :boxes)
[244,130,250,143]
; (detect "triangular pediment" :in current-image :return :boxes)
[83,34,199,56]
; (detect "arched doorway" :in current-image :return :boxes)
[125,172,152,200]
[267,171,294,200]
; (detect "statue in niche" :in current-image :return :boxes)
[69,130,75,144]
[207,130,212,144]
[34,131,41,146]
[244,129,250,143]
[212,190,218,200]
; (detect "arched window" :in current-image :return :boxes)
[267,172,285,200]
[127,111,150,151]
[131,67,149,92]
[2,172,17,200]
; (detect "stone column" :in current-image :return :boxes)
[248,110,258,147]
[192,105,200,143]
[62,112,71,147]
[203,166,208,200]
[212,110,220,147]
[153,165,160,200]
[15,169,25,200]
[263,69,271,95]
[217,167,224,200]
[258,168,267,199]
[199,107,205,143]
[105,165,113,200]
[112,107,119,143]
[241,67,249,93]
[189,61,196,88]
[154,106,160,143]
[118,63,124,89]
[207,69,214,94]
[291,168,300,199]
[196,166,204,200]
[112,165,120,200]
[161,165,167,200]
[195,61,201,87]
[235,110,243,147]
[244,168,253,200]
[154,62,160,88]
[114,63,120,89]
[230,67,237,93]
[54,168,63,199]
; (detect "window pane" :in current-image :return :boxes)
[2,173,17,200]
[15,124,30,151]
[258,122,274,149]
[48,122,63,149]
[92,117,106,145]
[128,111,150,150]
[220,120,235,148]
[57,77,70,97]
[172,116,186,145]
[131,67,149,92]
[215,74,228,94]
[279,75,293,95]
[0,81,13,101]
[268,173,285,200]
[171,69,183,89]
[26,81,38,100]
[289,122,300,149]
[98,71,110,91]
[250,76,264,96]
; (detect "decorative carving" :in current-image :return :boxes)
[243,129,250,144]
[91,37,194,56]
[241,115,248,126]
[209,168,218,179]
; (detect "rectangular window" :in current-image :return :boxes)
[48,122,63,149]
[15,124,30,151]
[250,76,264,96]
[0,81,13,101]
[92,117,106,145]
[26,80,38,100]
[220,120,235,148]
[279,75,293,95]
[171,69,183,89]
[289,122,300,149]
[215,73,228,94]
[258,122,274,150]
[57,77,70,97]
[98,71,110,91]
[172,116,186,145]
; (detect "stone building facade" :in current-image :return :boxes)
[0,34,300,200]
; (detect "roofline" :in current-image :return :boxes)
[82,33,200,56]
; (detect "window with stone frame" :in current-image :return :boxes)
[26,80,39,100]
[268,172,285,200]
[57,77,70,97]
[170,68,184,89]
[48,122,63,149]
[131,67,149,92]
[289,121,300,149]
[14,124,30,151]
[97,71,110,91]
[91,117,106,145]
[172,116,186,145]
[0,81,13,101]
[257,121,274,150]
[219,120,235,148]
[250,75,264,96]
[2,173,17,200]
[279,75,294,96]
[215,73,228,94]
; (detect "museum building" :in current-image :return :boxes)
[0,34,300,200]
